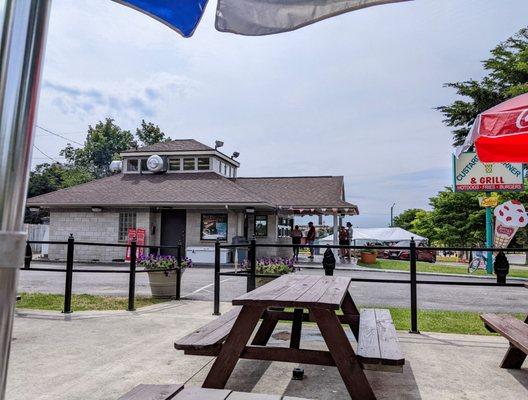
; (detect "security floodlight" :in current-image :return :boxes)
[215,140,224,150]
[232,151,240,159]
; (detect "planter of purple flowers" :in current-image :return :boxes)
[138,254,192,298]
[241,257,296,287]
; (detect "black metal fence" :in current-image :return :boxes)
[23,235,184,313]
[213,239,527,333]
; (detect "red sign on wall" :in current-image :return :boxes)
[125,228,146,261]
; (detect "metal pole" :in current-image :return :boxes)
[485,192,493,274]
[213,240,220,315]
[175,243,182,300]
[409,238,419,334]
[128,240,137,311]
[390,203,396,227]
[247,237,256,292]
[63,234,74,314]
[0,3,51,395]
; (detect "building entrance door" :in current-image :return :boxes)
[160,210,186,256]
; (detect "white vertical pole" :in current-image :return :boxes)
[0,1,51,398]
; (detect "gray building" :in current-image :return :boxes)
[27,140,358,262]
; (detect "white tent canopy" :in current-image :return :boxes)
[320,227,427,243]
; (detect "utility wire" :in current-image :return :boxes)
[33,144,62,163]
[36,125,84,146]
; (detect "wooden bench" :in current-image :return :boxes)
[357,309,405,372]
[174,307,242,355]
[118,384,310,400]
[481,313,528,369]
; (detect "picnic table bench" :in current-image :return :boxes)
[480,282,528,369]
[118,383,310,400]
[175,274,404,400]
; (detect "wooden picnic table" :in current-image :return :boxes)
[175,274,404,400]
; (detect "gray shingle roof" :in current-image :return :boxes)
[27,173,358,212]
[125,139,214,153]
[234,176,357,211]
[27,173,265,207]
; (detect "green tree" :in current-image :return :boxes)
[393,208,423,231]
[60,118,136,178]
[438,27,528,146]
[410,210,436,243]
[136,120,170,146]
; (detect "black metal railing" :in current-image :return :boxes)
[213,238,527,333]
[23,235,184,313]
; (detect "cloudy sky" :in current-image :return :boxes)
[34,0,528,227]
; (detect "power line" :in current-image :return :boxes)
[36,125,84,146]
[33,145,62,163]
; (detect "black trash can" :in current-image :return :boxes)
[232,236,249,265]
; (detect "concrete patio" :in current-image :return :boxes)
[7,300,528,400]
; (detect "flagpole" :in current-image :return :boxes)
[0,1,51,399]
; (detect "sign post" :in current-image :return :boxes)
[453,152,525,274]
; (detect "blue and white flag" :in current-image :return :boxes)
[215,0,411,36]
[113,0,209,37]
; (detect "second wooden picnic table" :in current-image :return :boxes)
[175,274,405,400]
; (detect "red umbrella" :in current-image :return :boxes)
[468,93,528,162]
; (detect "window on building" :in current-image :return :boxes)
[223,164,227,175]
[140,158,148,172]
[168,158,181,171]
[197,157,210,170]
[255,215,268,237]
[127,159,139,172]
[201,214,228,241]
[183,158,196,171]
[118,212,137,242]
[218,161,223,173]
[277,217,293,238]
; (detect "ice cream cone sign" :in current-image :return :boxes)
[493,200,528,248]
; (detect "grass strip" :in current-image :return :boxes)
[357,258,528,279]
[16,292,165,312]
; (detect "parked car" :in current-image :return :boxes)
[383,240,436,263]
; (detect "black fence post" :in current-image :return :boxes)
[63,234,74,314]
[409,238,419,333]
[247,237,257,292]
[213,240,221,315]
[24,242,32,269]
[175,243,182,300]
[128,240,137,312]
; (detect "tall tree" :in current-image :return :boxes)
[438,27,528,146]
[61,118,136,178]
[136,120,170,146]
[393,208,423,231]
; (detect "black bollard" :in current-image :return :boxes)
[493,251,509,284]
[322,247,336,276]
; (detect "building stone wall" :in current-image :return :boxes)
[254,214,291,258]
[48,208,151,262]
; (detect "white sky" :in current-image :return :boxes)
[34,0,528,227]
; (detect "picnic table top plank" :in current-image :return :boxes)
[233,275,351,310]
[226,392,282,399]
[117,384,183,400]
[375,309,405,365]
[481,313,528,354]
[174,387,232,400]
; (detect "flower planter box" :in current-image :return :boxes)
[360,252,377,264]
[147,270,182,299]
[255,276,275,288]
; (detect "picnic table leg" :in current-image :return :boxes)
[203,305,265,389]
[312,308,376,400]
[500,345,527,369]
[290,308,303,349]
[341,291,360,339]
[252,308,281,346]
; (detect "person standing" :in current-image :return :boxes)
[338,226,349,258]
[291,225,303,261]
[306,221,316,260]
[346,222,354,259]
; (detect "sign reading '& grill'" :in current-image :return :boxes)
[454,152,524,192]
